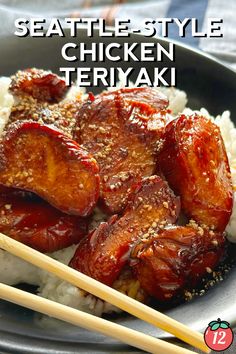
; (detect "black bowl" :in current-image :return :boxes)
[0,29,236,353]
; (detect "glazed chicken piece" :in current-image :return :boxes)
[9,69,85,139]
[157,114,233,231]
[0,121,100,216]
[9,98,82,139]
[0,187,88,253]
[10,68,69,103]
[131,223,225,301]
[74,87,170,214]
[70,175,180,285]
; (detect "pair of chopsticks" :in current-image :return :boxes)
[0,233,209,354]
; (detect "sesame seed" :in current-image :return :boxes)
[197,227,204,236]
[206,267,212,273]
[163,201,168,208]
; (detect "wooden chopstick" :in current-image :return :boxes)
[0,233,210,353]
[0,283,196,354]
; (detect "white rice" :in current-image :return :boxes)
[0,77,14,135]
[159,86,188,115]
[0,76,235,316]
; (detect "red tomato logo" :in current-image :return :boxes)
[204,318,234,351]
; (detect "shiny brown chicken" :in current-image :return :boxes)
[128,114,232,300]
[74,87,170,214]
[71,112,232,301]
[0,187,88,253]
[0,70,232,305]
[0,121,100,216]
[70,175,180,285]
[157,114,233,231]
[9,69,83,139]
[131,224,225,301]
[0,69,93,253]
[10,68,69,103]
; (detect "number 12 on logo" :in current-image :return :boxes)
[204,318,234,351]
